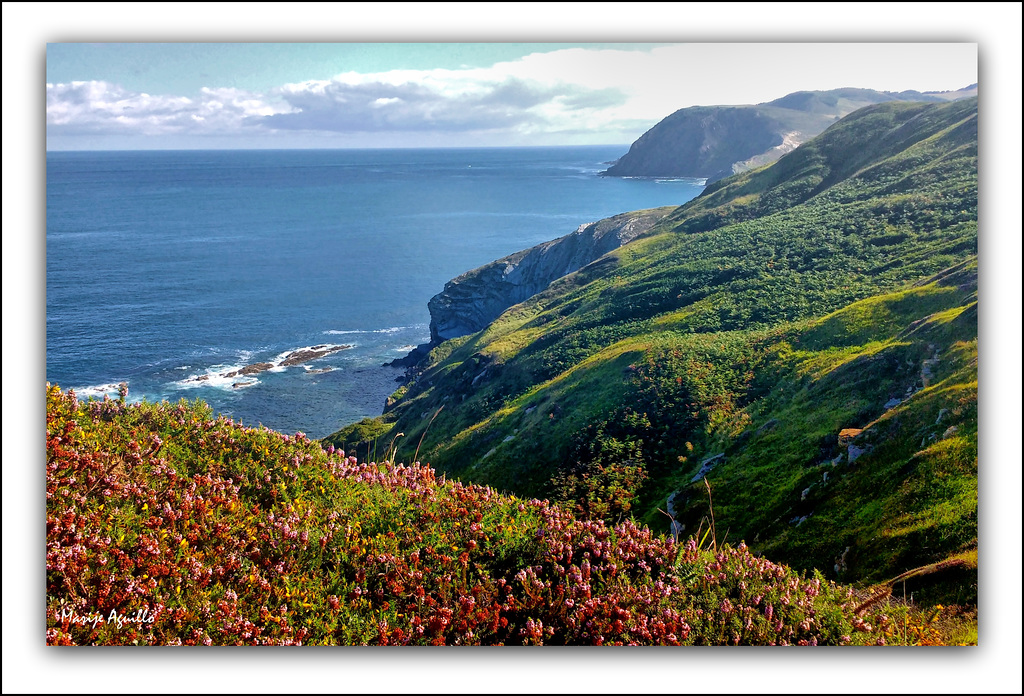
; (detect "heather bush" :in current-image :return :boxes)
[46,384,933,645]
[550,459,648,524]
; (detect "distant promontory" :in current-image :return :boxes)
[602,85,978,183]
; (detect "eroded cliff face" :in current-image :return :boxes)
[427,207,674,343]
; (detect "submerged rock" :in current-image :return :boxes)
[279,344,351,367]
[225,362,274,378]
[225,345,352,379]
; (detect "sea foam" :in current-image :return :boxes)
[71,382,125,399]
[172,343,351,392]
[324,326,408,336]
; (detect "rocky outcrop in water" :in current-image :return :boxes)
[218,345,352,379]
[426,208,673,343]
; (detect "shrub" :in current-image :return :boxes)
[45,384,943,646]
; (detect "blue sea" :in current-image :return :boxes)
[46,147,704,438]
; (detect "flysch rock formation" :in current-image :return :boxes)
[427,207,673,343]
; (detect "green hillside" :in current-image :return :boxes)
[328,98,978,600]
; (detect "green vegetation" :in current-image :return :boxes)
[48,98,979,645]
[48,383,977,645]
[334,99,978,604]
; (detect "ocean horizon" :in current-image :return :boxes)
[46,146,705,438]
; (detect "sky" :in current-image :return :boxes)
[45,42,979,150]
[5,3,1023,695]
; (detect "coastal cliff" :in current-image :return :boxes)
[426,207,674,343]
[602,86,977,183]
[603,105,787,182]
[331,99,978,602]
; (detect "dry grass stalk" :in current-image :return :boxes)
[413,406,444,465]
[854,585,893,616]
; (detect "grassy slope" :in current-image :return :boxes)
[328,99,978,597]
[665,261,979,604]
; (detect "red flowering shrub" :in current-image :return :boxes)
[46,384,890,645]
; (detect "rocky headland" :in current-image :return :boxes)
[425,207,674,344]
[601,86,977,183]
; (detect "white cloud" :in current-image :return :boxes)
[45,52,643,143]
[47,81,193,134]
[198,87,288,118]
[266,65,629,137]
[493,43,978,125]
[45,44,978,146]
[46,81,294,137]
